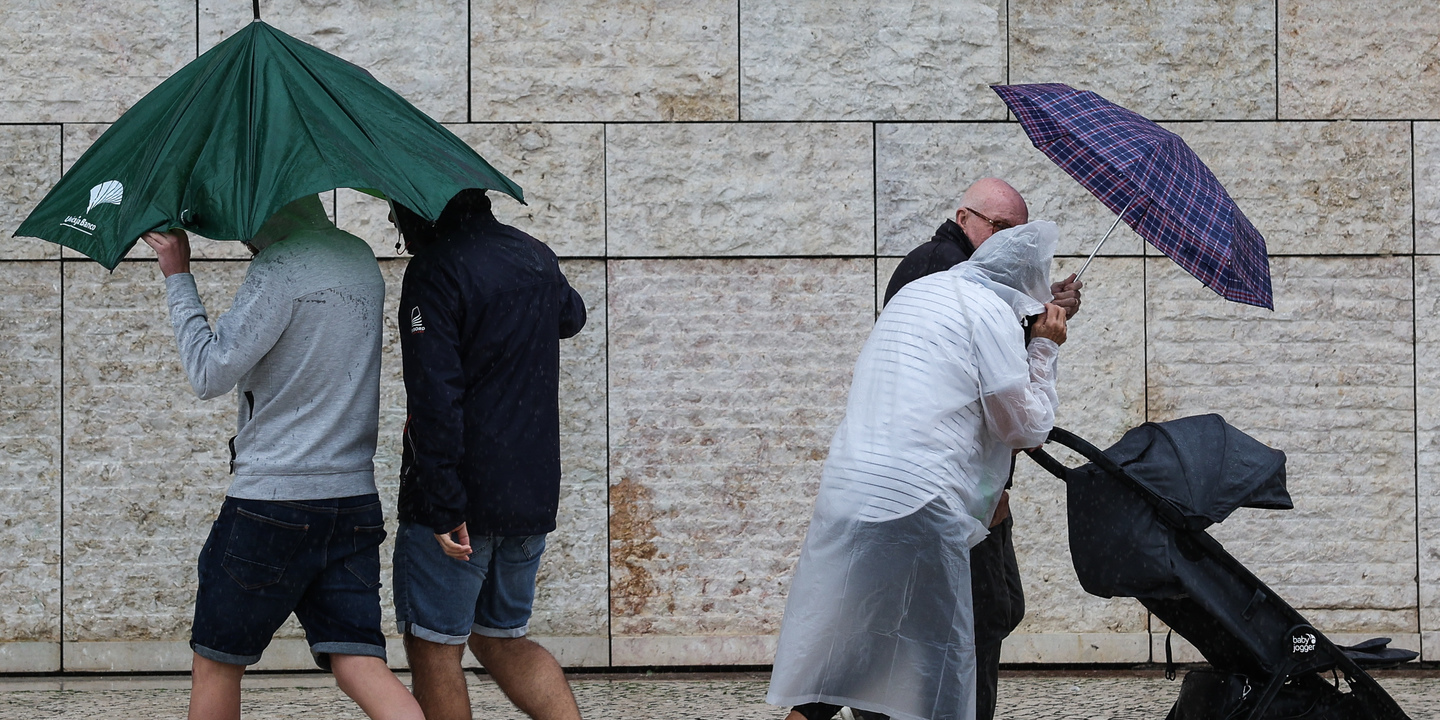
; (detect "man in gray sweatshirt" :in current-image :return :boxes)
[142,195,421,720]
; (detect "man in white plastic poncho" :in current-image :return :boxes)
[767,221,1067,720]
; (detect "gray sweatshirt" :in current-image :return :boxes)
[163,196,384,501]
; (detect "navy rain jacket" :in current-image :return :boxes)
[396,191,586,535]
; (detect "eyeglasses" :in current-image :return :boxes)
[963,207,1015,233]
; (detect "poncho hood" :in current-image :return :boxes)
[952,220,1059,321]
[249,194,333,251]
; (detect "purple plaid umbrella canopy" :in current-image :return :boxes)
[992,83,1273,309]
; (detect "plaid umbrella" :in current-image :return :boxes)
[992,83,1273,309]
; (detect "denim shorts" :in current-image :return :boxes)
[392,521,547,645]
[191,495,388,669]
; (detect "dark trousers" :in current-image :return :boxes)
[970,516,1025,720]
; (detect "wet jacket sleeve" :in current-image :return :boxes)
[164,271,290,401]
[972,300,1060,450]
[399,261,469,534]
[558,283,586,340]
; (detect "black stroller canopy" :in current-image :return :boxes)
[1029,417,1415,719]
[1106,414,1291,530]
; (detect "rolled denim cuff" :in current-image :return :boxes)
[472,622,528,639]
[191,641,261,667]
[399,620,470,646]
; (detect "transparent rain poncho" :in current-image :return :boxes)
[768,222,1062,720]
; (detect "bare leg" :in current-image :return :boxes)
[332,654,425,720]
[785,713,807,720]
[469,635,580,720]
[188,652,245,720]
[404,633,472,720]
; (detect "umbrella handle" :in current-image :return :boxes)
[1073,197,1137,282]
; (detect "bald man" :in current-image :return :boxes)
[883,178,1081,720]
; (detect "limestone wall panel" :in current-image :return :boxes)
[1157,122,1411,256]
[739,0,1006,121]
[372,260,406,640]
[1416,123,1440,255]
[531,261,609,639]
[336,124,605,258]
[0,263,61,645]
[607,258,872,640]
[1147,256,1416,633]
[876,122,1145,258]
[1012,258,1148,636]
[0,3,195,123]
[200,0,466,122]
[1279,0,1440,119]
[1010,0,1276,120]
[472,0,737,122]
[608,123,873,256]
[62,261,242,641]
[1415,256,1440,652]
[0,125,61,260]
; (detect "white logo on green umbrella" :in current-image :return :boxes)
[87,180,124,213]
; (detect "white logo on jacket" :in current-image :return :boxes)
[410,307,426,334]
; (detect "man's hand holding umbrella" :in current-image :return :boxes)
[1050,273,1083,319]
[141,229,191,278]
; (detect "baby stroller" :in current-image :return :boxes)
[1026,414,1416,720]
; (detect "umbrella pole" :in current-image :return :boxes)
[1074,198,1137,282]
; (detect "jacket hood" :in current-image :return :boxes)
[394,189,493,250]
[250,194,333,251]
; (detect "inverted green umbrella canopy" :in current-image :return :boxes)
[15,20,523,269]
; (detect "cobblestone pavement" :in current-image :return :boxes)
[0,669,1434,719]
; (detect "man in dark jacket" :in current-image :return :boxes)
[883,178,1081,720]
[391,189,586,720]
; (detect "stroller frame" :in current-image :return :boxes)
[1028,426,1411,720]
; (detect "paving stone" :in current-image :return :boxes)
[472,0,738,122]
[1147,255,1417,634]
[0,3,194,123]
[1279,0,1440,119]
[1010,0,1276,120]
[607,123,873,256]
[199,0,466,122]
[0,671,1435,719]
[607,259,873,642]
[0,263,61,646]
[0,125,61,260]
[739,0,1007,121]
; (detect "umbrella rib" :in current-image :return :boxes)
[272,33,434,208]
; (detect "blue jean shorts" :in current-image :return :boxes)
[392,521,547,645]
[191,495,388,668]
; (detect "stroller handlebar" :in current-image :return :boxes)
[1024,426,1117,481]
[1024,426,1191,530]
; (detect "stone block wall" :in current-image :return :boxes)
[1,0,1438,671]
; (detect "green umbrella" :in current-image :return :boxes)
[14,19,523,269]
